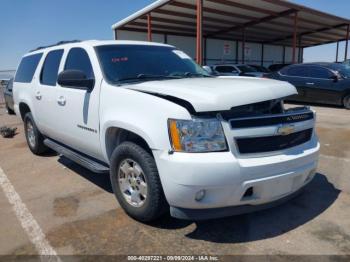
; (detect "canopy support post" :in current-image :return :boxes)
[147,14,152,42]
[345,24,349,61]
[196,0,203,65]
[292,12,298,64]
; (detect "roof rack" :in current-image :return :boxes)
[30,40,81,52]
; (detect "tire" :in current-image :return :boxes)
[24,112,48,155]
[343,95,350,110]
[110,142,168,222]
[5,103,15,115]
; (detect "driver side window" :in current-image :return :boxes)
[307,66,333,79]
[65,48,94,79]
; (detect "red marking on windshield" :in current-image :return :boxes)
[112,57,128,63]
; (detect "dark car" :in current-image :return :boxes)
[268,63,290,72]
[204,64,265,77]
[268,63,350,109]
[248,64,270,73]
[4,78,15,114]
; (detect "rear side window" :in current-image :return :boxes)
[282,66,308,77]
[64,48,94,79]
[40,50,64,86]
[15,53,43,83]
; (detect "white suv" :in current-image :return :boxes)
[13,40,319,221]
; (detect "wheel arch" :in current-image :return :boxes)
[104,125,155,162]
[19,102,31,120]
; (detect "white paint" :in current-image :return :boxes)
[128,77,297,112]
[0,167,60,262]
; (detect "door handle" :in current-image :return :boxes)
[35,91,42,100]
[306,82,315,85]
[57,96,66,106]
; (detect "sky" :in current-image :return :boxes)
[0,0,350,70]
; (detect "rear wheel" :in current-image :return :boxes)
[110,142,168,222]
[24,112,48,155]
[343,95,350,110]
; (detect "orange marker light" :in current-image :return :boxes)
[169,120,182,151]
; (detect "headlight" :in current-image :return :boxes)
[168,118,228,153]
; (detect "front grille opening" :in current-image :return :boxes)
[221,99,284,120]
[236,129,313,154]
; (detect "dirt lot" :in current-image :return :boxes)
[0,103,349,258]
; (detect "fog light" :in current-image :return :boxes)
[195,190,206,202]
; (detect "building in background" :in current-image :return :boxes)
[111,0,350,67]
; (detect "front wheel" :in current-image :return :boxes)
[110,142,168,222]
[343,95,350,110]
[24,112,48,155]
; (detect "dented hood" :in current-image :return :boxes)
[127,77,297,112]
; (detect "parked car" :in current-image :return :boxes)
[248,64,270,73]
[13,40,319,222]
[267,63,350,109]
[268,63,290,72]
[342,59,350,66]
[4,78,15,114]
[204,64,265,77]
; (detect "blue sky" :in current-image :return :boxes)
[0,0,349,70]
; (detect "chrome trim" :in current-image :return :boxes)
[228,107,312,123]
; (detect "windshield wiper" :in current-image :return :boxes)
[118,74,180,82]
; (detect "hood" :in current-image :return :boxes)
[127,77,297,112]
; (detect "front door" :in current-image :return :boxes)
[54,47,102,160]
[304,66,341,104]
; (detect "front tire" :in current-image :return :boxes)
[24,112,48,155]
[343,95,350,110]
[110,142,168,222]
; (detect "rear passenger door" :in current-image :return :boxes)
[35,49,64,136]
[54,47,102,160]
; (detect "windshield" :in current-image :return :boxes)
[327,64,350,78]
[237,65,257,73]
[95,45,210,83]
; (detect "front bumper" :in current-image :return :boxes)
[153,136,319,217]
[170,185,306,220]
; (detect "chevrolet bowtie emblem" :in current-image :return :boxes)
[277,125,295,136]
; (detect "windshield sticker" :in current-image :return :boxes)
[173,50,191,60]
[112,57,128,63]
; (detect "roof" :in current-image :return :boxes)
[27,40,173,55]
[112,0,350,48]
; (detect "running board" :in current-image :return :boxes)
[44,139,109,174]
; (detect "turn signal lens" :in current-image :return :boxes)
[169,120,183,151]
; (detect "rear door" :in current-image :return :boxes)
[35,49,64,136]
[54,47,102,160]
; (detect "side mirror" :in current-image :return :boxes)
[57,70,95,91]
[330,74,339,82]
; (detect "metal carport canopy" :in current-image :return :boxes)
[112,0,350,65]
